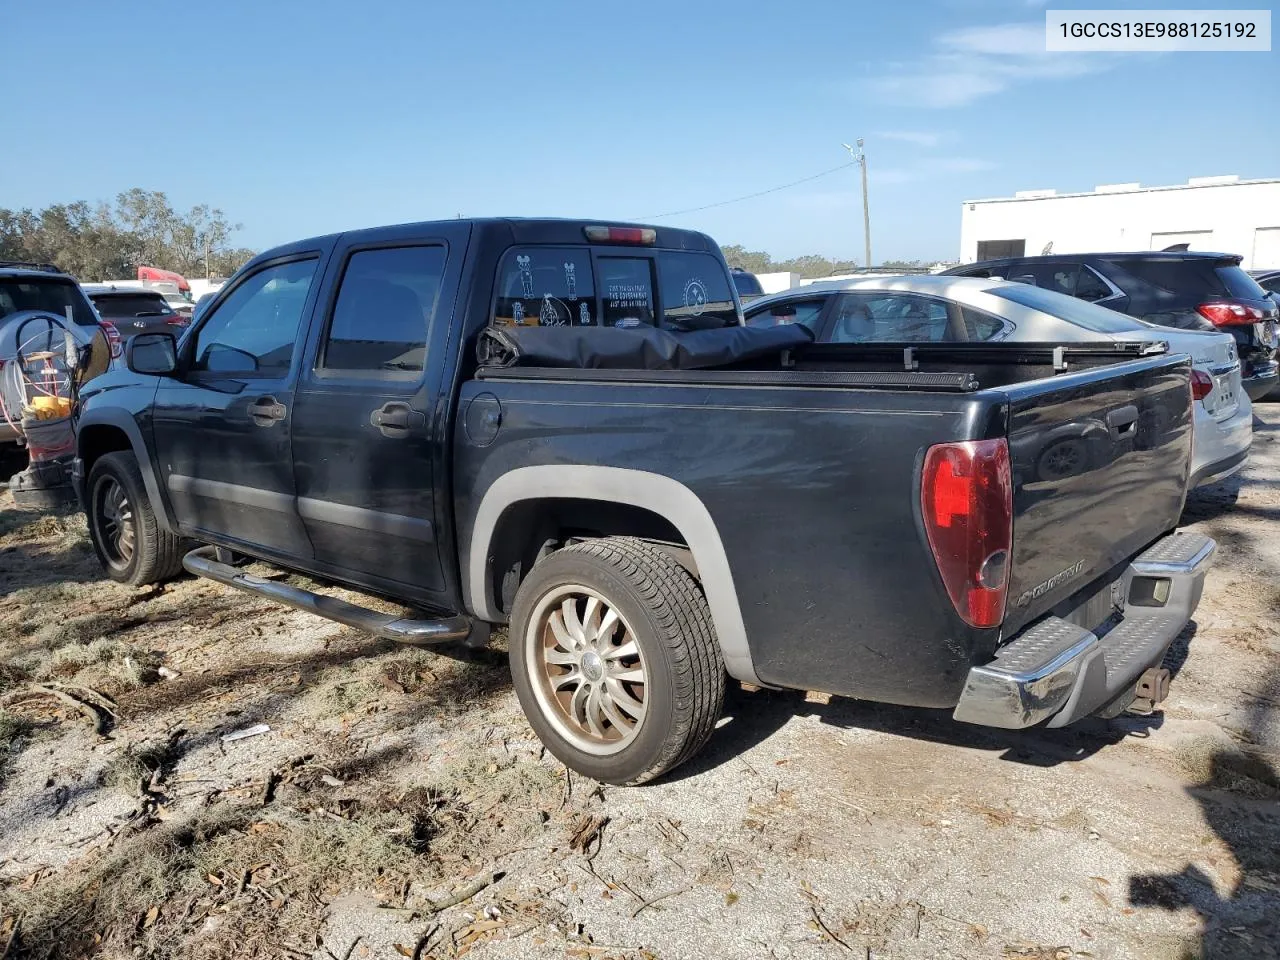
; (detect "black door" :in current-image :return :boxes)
[290,225,469,608]
[151,254,324,559]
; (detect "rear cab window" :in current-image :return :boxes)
[491,244,738,332]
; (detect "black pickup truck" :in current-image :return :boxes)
[72,218,1215,785]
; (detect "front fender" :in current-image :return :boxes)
[76,377,170,531]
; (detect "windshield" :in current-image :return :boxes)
[89,293,173,318]
[0,277,99,326]
[987,281,1143,334]
[732,272,763,297]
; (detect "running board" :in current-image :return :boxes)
[182,546,473,645]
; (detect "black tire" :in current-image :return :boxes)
[509,537,725,785]
[86,451,185,586]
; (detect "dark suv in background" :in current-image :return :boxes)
[945,252,1280,400]
[82,284,190,341]
[730,266,764,302]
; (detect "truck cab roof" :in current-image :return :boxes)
[248,218,718,266]
[0,261,69,279]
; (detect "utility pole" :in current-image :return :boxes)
[842,139,872,269]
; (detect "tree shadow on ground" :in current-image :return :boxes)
[1128,665,1280,959]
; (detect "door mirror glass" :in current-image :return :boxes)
[126,332,178,375]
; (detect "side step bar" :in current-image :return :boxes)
[183,546,473,645]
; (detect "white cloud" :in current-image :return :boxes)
[939,22,1045,55]
[870,68,1005,109]
[875,130,943,148]
[863,156,996,187]
[865,20,1110,108]
[926,157,996,173]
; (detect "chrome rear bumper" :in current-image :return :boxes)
[953,532,1215,729]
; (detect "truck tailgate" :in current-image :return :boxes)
[1001,356,1192,636]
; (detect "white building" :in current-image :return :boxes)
[959,175,1280,269]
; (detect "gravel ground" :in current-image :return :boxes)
[0,407,1277,960]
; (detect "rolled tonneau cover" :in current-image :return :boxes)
[477,323,814,371]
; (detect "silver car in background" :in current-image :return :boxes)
[745,275,1251,488]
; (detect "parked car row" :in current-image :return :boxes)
[943,252,1279,401]
[67,217,1219,785]
[744,272,1253,489]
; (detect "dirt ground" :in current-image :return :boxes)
[0,409,1277,960]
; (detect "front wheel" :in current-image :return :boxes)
[509,537,725,785]
[86,451,185,586]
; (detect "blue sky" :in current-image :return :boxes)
[2,0,1276,264]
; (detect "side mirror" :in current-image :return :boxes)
[127,332,179,375]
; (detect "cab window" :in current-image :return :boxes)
[598,258,655,328]
[493,247,596,327]
[192,258,317,374]
[320,245,446,375]
[657,252,737,330]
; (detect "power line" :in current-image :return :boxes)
[636,162,857,221]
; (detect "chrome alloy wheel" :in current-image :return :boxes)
[525,585,648,755]
[93,475,136,570]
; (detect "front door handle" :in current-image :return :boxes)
[370,401,426,438]
[247,396,287,427]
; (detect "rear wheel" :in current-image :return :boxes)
[509,537,724,785]
[86,451,185,586]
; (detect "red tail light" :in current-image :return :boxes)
[100,321,123,359]
[1197,300,1264,326]
[921,439,1013,628]
[584,225,657,245]
[1190,368,1213,401]
[165,314,188,326]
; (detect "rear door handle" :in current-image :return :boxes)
[370,401,426,438]
[1107,405,1139,440]
[247,396,286,426]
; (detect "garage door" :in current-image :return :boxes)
[1253,227,1280,270]
[1150,230,1212,252]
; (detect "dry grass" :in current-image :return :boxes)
[0,708,33,787]
[0,507,89,550]
[46,638,160,696]
[0,757,558,960]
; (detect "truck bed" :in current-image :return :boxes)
[456,343,1193,710]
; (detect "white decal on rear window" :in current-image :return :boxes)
[517,255,534,299]
[684,277,708,316]
[540,294,569,326]
[564,262,577,301]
